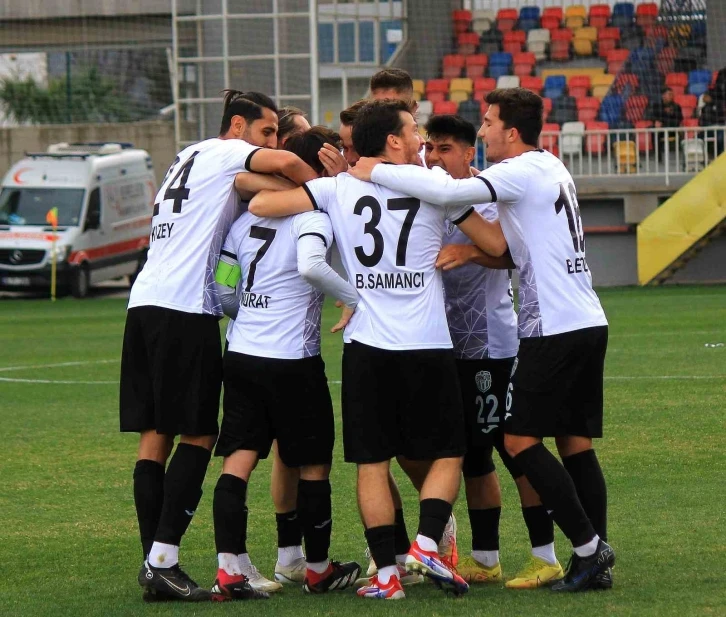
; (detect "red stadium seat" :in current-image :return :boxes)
[682,117,699,138]
[473,77,496,100]
[442,54,466,79]
[585,121,609,153]
[453,9,473,34]
[569,75,592,98]
[520,75,543,95]
[665,72,688,97]
[496,8,518,32]
[606,48,630,74]
[457,32,480,55]
[624,94,649,124]
[589,4,611,29]
[480,100,490,116]
[635,120,653,152]
[503,30,527,54]
[425,79,450,104]
[542,7,563,22]
[540,122,561,156]
[576,97,601,123]
[644,24,667,48]
[614,72,639,93]
[513,51,536,77]
[674,94,697,118]
[433,101,459,115]
[465,54,489,78]
[598,28,621,59]
[551,28,574,41]
[542,96,553,119]
[550,29,573,61]
[713,71,719,88]
[636,3,658,28]
[656,47,677,76]
[541,14,562,31]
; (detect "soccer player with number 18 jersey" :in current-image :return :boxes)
[351,88,615,592]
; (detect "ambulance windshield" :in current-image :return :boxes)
[0,188,85,227]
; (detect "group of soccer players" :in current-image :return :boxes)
[120,67,615,603]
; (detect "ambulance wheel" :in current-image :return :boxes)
[71,264,90,299]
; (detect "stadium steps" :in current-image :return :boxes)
[637,154,726,285]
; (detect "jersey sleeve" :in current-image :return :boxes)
[303,177,338,213]
[477,202,499,223]
[219,140,264,175]
[291,210,335,248]
[214,228,242,289]
[476,159,530,204]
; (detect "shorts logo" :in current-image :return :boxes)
[475,370,492,394]
[445,220,455,236]
[510,358,518,378]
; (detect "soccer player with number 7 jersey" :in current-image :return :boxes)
[250,99,508,600]
[350,88,614,593]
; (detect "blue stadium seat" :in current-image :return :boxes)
[599,94,624,127]
[612,2,634,28]
[689,69,712,97]
[458,99,482,127]
[543,75,567,99]
[488,52,512,79]
[518,6,540,31]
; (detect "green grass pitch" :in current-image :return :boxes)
[0,285,724,616]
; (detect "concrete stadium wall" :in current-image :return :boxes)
[0,120,177,187]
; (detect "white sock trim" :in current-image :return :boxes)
[377,565,400,585]
[415,534,438,553]
[471,550,499,567]
[277,545,305,566]
[218,553,242,576]
[531,542,557,565]
[307,559,330,574]
[574,535,600,558]
[148,542,178,568]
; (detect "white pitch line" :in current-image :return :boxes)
[0,359,117,373]
[0,377,116,385]
[327,376,725,385]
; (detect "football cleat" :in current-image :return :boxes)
[138,562,210,602]
[551,540,615,593]
[356,575,406,600]
[364,546,377,577]
[355,562,424,588]
[141,586,174,603]
[274,557,307,584]
[303,560,361,594]
[505,556,564,589]
[210,570,270,601]
[241,564,282,593]
[438,514,459,567]
[589,567,613,590]
[405,541,469,596]
[457,556,503,584]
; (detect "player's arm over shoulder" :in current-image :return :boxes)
[249,177,336,218]
[244,148,319,185]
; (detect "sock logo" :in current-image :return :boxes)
[185,509,196,516]
[314,518,332,529]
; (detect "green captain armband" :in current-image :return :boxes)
[214,260,241,288]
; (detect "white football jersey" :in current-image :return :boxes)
[305,173,474,350]
[128,138,260,316]
[442,202,519,360]
[477,150,607,337]
[225,210,334,359]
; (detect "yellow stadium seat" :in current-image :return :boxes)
[573,38,594,56]
[565,4,587,29]
[592,84,611,99]
[591,73,616,87]
[449,78,473,94]
[449,90,470,103]
[575,26,598,42]
[412,79,425,99]
[613,141,638,174]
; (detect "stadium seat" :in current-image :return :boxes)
[473,77,497,100]
[568,75,591,98]
[503,30,527,54]
[607,49,630,74]
[585,120,609,153]
[550,32,572,61]
[496,8,518,33]
[518,6,541,32]
[449,91,469,105]
[412,79,425,101]
[541,12,562,32]
[613,140,638,173]
[450,77,473,96]
[592,73,616,99]
[565,5,587,30]
[635,2,658,28]
[480,100,490,116]
[635,119,653,152]
[425,79,450,104]
[682,137,706,171]
[544,74,567,99]
[479,27,503,55]
[588,4,611,29]
[624,94,649,124]
[561,121,585,155]
[612,2,635,28]
[465,54,489,78]
[513,51,536,77]
[598,28,621,59]
[527,28,550,61]
[433,101,459,116]
[458,32,480,55]
[542,7,563,24]
[442,54,465,79]
[573,27,597,57]
[497,75,520,89]
[614,73,639,95]
[417,99,433,119]
[472,10,496,35]
[540,122,561,156]
[688,69,712,97]
[682,117,700,138]
[458,99,482,127]
[542,96,553,120]
[488,52,512,79]
[674,94,697,118]
[521,75,543,95]
[600,94,624,125]
[619,24,643,51]
[665,72,688,97]
[550,95,578,125]
[644,24,668,49]
[577,97,601,123]
[452,9,473,35]
[656,47,677,76]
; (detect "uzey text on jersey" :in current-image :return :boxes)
[241,291,270,309]
[355,272,425,290]
[150,222,174,242]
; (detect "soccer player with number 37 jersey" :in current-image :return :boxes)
[351,88,615,593]
[250,99,509,600]
[120,90,318,602]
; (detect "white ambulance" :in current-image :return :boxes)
[0,142,156,297]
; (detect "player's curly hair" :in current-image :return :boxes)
[283,126,342,176]
[219,89,278,135]
[425,114,477,147]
